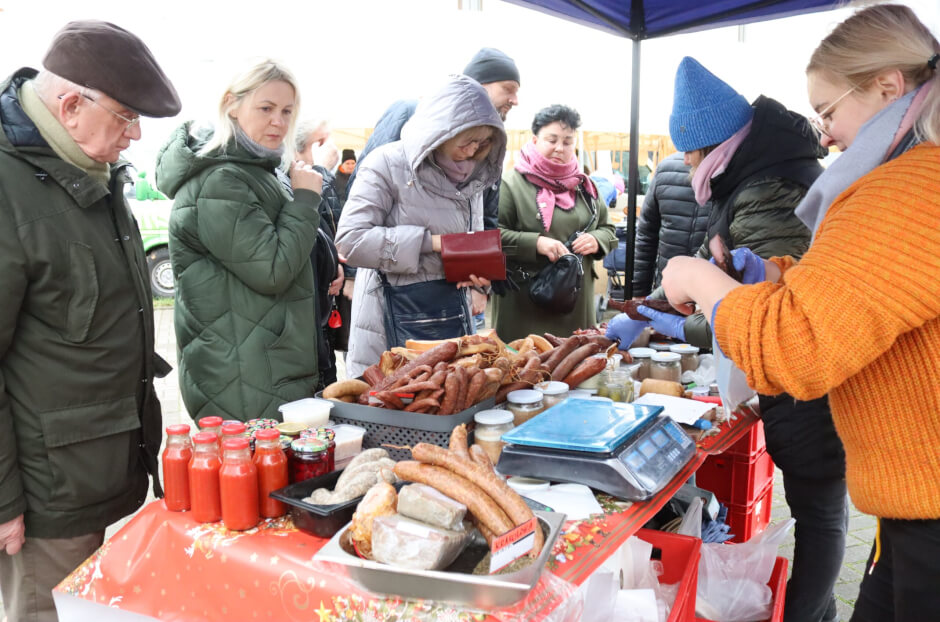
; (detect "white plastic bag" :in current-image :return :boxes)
[695,518,794,622]
[680,353,716,387]
[712,334,756,412]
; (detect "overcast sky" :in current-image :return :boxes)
[1,0,937,170]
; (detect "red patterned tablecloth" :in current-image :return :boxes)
[55,412,757,621]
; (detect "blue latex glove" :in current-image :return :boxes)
[711,247,766,284]
[605,313,648,349]
[637,305,687,340]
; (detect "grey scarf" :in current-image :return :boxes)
[234,123,285,160]
[795,87,921,239]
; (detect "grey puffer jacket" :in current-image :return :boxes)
[335,76,507,377]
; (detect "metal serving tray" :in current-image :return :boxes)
[313,510,565,609]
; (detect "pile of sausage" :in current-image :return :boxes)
[393,424,543,557]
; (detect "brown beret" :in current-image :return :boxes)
[43,20,181,118]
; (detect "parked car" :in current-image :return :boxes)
[124,170,174,298]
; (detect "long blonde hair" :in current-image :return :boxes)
[198,59,301,157]
[807,3,940,145]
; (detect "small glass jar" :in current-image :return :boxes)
[534,381,570,409]
[197,416,224,445]
[473,409,514,465]
[253,429,288,518]
[506,389,545,426]
[650,352,682,383]
[162,424,193,512]
[604,370,634,402]
[628,347,655,381]
[649,341,674,352]
[188,432,222,523]
[669,344,701,373]
[288,438,329,483]
[219,437,259,531]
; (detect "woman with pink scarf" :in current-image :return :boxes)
[492,104,616,340]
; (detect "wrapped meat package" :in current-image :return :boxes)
[371,514,470,570]
[396,483,468,531]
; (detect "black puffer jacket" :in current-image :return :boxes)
[632,152,709,296]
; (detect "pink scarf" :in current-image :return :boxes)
[515,141,597,230]
[691,120,753,205]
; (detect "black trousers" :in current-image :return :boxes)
[850,517,940,622]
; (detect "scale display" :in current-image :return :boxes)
[497,399,696,501]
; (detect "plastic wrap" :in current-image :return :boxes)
[397,483,468,531]
[371,514,470,570]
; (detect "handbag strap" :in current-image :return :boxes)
[563,186,599,249]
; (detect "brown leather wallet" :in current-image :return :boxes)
[439,230,506,282]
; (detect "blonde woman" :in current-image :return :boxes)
[156,60,323,422]
[662,5,940,620]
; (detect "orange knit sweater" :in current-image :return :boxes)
[716,144,940,519]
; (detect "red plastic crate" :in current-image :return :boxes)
[696,449,776,507]
[725,419,766,459]
[726,479,774,543]
[695,555,788,622]
[636,528,702,622]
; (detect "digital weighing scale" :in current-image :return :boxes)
[497,398,696,501]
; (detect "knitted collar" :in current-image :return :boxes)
[234,124,285,160]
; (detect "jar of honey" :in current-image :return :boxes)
[162,424,193,512]
[252,429,288,518]
[188,432,222,523]
[219,437,260,531]
[473,410,514,465]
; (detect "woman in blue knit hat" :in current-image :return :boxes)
[607,57,845,622]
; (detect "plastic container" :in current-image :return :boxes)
[669,343,700,373]
[534,381,570,409]
[330,423,365,464]
[726,420,767,460]
[696,449,776,507]
[635,528,702,622]
[278,397,333,428]
[628,347,655,381]
[506,476,550,494]
[289,437,330,483]
[253,428,288,518]
[726,479,774,543]
[162,424,192,512]
[650,351,682,383]
[188,431,222,523]
[473,409,514,465]
[219,437,260,531]
[506,389,545,426]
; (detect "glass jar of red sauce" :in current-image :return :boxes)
[253,429,287,518]
[219,437,259,531]
[197,416,224,447]
[162,424,193,511]
[188,432,222,523]
[289,438,329,483]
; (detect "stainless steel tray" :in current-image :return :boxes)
[313,510,566,608]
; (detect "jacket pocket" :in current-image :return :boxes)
[64,241,100,343]
[265,312,316,389]
[39,395,141,511]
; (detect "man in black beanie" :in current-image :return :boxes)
[341,48,521,306]
[0,20,178,621]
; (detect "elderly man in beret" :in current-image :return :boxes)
[0,20,179,621]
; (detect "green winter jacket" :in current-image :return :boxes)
[0,69,167,538]
[156,123,320,422]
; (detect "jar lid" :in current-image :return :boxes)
[507,389,542,405]
[221,437,250,451]
[652,352,681,362]
[254,428,280,441]
[689,386,710,396]
[291,438,327,454]
[198,416,224,428]
[628,347,655,359]
[192,431,217,444]
[247,418,278,432]
[669,343,700,354]
[221,421,247,435]
[567,389,593,399]
[506,476,550,492]
[649,341,673,352]
[475,409,514,426]
[276,421,308,436]
[166,424,190,435]
[534,381,569,395]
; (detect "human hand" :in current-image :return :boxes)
[605,314,649,349]
[431,234,442,253]
[342,278,355,300]
[470,289,487,315]
[660,255,712,315]
[570,232,599,256]
[536,236,569,263]
[290,160,323,194]
[0,514,25,555]
[456,274,492,290]
[637,305,687,340]
[328,264,344,296]
[711,247,767,284]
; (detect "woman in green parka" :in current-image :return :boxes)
[492,105,616,341]
[155,60,323,422]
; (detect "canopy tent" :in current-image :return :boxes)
[504,0,842,297]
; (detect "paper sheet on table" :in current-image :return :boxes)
[526,483,603,520]
[632,393,714,425]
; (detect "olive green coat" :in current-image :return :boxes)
[492,170,617,341]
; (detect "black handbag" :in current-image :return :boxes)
[527,189,598,314]
[378,272,474,349]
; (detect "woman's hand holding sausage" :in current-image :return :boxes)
[290,160,323,194]
[536,235,569,263]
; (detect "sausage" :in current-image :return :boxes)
[579,334,616,349]
[404,397,441,412]
[376,342,459,391]
[541,335,581,373]
[449,423,469,459]
[344,448,389,472]
[375,391,405,410]
[518,356,546,385]
[562,356,607,388]
[463,369,487,411]
[438,372,460,415]
[392,461,514,537]
[362,364,385,387]
[469,443,495,472]
[391,380,438,395]
[495,381,528,404]
[322,379,371,400]
[336,457,398,491]
[543,333,564,347]
[454,366,470,414]
[639,378,684,397]
[411,444,543,557]
[551,342,602,382]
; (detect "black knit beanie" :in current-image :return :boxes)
[463,48,520,85]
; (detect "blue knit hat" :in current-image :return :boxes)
[669,57,753,152]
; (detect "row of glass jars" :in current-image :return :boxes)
[628,343,700,383]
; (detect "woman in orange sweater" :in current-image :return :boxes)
[662,5,940,621]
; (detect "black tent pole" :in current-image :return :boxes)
[625,36,640,301]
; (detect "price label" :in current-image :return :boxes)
[489,517,537,574]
